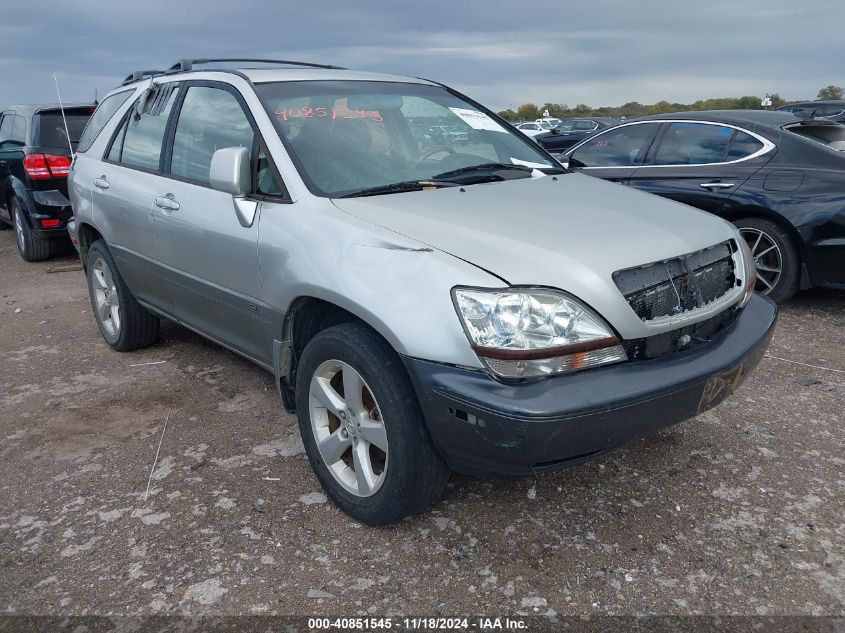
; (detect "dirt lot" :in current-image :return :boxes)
[0,229,843,619]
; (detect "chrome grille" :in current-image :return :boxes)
[614,242,737,321]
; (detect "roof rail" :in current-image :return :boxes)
[167,58,346,73]
[121,70,166,86]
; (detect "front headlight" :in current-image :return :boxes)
[452,287,627,378]
[737,233,757,307]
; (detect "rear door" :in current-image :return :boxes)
[93,82,181,312]
[627,121,775,215]
[565,121,661,184]
[152,82,271,364]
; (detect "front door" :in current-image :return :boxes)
[152,83,269,364]
[565,122,662,184]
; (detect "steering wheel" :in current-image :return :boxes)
[412,146,457,169]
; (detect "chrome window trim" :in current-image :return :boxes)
[567,119,776,169]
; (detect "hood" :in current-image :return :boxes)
[332,173,738,328]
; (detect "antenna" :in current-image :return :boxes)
[53,73,75,160]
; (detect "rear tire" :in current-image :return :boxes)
[86,240,159,351]
[295,322,450,525]
[12,198,51,262]
[734,217,800,302]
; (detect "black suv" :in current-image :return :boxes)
[0,104,94,261]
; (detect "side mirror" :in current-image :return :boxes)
[209,147,257,228]
[550,128,559,135]
[210,147,251,197]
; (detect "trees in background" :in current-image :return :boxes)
[817,85,844,100]
[496,87,842,122]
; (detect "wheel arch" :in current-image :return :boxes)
[721,204,806,259]
[276,295,406,413]
[75,221,105,268]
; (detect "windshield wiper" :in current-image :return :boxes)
[432,162,535,182]
[338,180,457,198]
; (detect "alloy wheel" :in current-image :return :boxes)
[308,360,388,497]
[740,227,782,294]
[91,257,121,337]
[13,209,25,253]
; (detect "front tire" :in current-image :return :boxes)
[295,322,449,525]
[12,198,51,262]
[734,217,800,302]
[86,240,159,351]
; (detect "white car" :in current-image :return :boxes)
[515,122,548,137]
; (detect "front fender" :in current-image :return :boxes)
[258,200,501,369]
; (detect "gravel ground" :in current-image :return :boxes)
[0,229,843,620]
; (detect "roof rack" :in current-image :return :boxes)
[166,58,346,73]
[121,70,166,86]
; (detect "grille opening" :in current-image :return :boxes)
[622,308,739,361]
[614,242,736,321]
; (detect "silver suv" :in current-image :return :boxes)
[69,59,777,525]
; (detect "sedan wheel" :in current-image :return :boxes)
[308,359,388,497]
[739,227,782,294]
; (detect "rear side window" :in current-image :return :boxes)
[110,84,180,171]
[0,115,10,141]
[652,122,733,165]
[569,124,655,167]
[36,112,91,148]
[725,130,764,161]
[170,86,254,185]
[78,91,132,153]
[11,116,26,143]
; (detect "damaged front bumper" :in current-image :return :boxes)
[404,293,777,478]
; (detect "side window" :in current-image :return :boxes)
[115,84,180,171]
[725,130,764,161]
[652,122,733,165]
[78,90,133,153]
[0,114,13,143]
[170,86,254,185]
[570,124,655,167]
[257,147,284,196]
[12,116,26,143]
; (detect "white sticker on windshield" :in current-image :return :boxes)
[448,107,507,133]
[510,157,552,170]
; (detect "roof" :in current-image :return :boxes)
[4,103,94,116]
[119,62,435,89]
[632,109,802,127]
[780,100,845,107]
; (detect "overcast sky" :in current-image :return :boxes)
[1,0,842,111]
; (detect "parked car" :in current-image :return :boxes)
[777,100,845,123]
[535,118,562,129]
[515,122,547,137]
[69,60,775,525]
[561,110,845,301]
[535,117,620,154]
[0,103,94,260]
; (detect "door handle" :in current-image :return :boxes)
[93,177,109,190]
[154,196,180,211]
[699,182,735,190]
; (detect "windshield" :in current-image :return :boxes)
[255,80,559,197]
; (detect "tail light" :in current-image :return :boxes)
[24,154,72,180]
